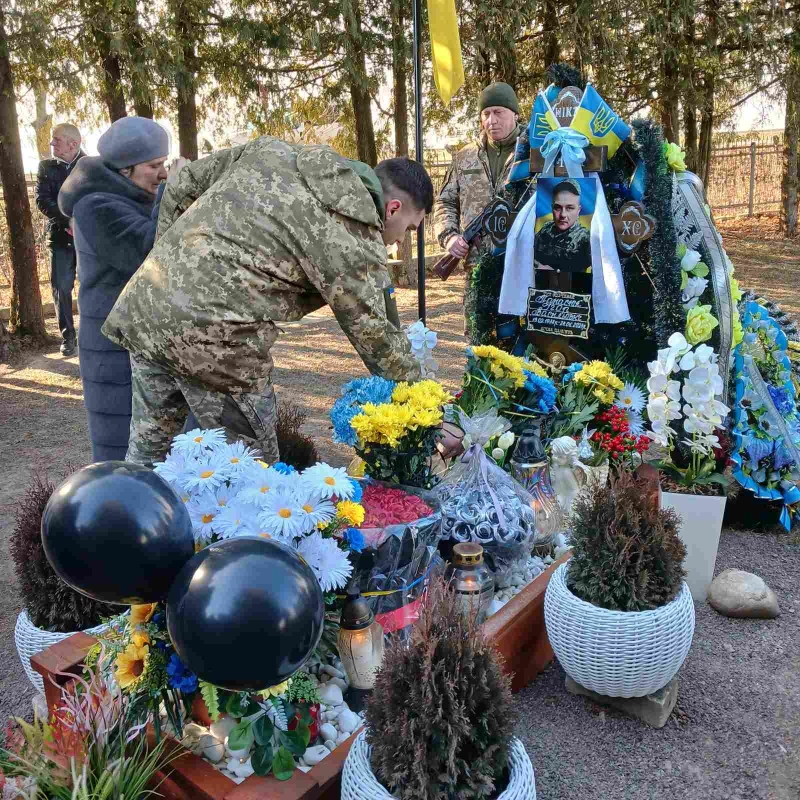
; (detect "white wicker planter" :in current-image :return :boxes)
[544,563,695,698]
[342,730,536,800]
[14,609,110,694]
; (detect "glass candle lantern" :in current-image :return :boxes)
[445,543,495,624]
[337,587,385,691]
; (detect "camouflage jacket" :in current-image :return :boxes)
[535,220,592,273]
[103,136,421,393]
[433,127,520,266]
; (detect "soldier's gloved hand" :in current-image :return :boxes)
[166,157,191,185]
[446,234,469,259]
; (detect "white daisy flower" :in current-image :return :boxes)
[294,533,353,592]
[182,454,232,492]
[259,493,306,541]
[215,499,253,539]
[614,383,646,414]
[295,490,336,534]
[153,451,188,488]
[171,428,228,457]
[300,463,354,500]
[237,463,287,505]
[213,485,233,510]
[188,492,221,541]
[218,440,261,476]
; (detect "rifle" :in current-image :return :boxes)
[433,209,488,281]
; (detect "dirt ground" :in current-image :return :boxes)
[1,222,799,796]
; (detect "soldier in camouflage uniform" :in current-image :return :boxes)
[433,82,523,331]
[102,138,432,467]
[534,180,592,274]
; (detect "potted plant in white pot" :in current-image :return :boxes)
[11,473,117,694]
[342,578,536,800]
[644,333,730,600]
[544,470,695,698]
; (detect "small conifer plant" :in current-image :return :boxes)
[567,469,686,612]
[10,472,118,632]
[366,578,515,800]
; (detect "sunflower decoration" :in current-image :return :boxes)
[130,603,157,628]
[114,642,150,690]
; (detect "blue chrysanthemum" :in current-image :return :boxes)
[768,385,794,417]
[344,527,365,553]
[348,479,363,503]
[272,462,297,475]
[330,377,397,445]
[523,371,557,413]
[561,363,583,384]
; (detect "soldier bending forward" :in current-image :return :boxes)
[103,137,431,467]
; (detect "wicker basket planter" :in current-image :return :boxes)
[342,731,536,800]
[544,563,695,698]
[14,609,110,695]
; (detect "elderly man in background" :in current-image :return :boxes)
[35,123,85,356]
[433,82,522,333]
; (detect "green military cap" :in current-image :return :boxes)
[479,82,519,114]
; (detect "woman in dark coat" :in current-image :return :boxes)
[58,117,174,461]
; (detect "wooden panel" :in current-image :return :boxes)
[481,552,571,693]
[153,736,233,800]
[31,631,98,714]
[530,146,607,175]
[223,771,320,800]
[312,728,361,800]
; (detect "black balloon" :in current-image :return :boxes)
[167,537,325,691]
[41,461,195,605]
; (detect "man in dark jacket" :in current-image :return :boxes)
[35,123,85,356]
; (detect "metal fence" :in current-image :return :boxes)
[705,143,783,217]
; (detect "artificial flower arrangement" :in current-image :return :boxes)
[405,319,439,378]
[731,301,800,528]
[644,333,730,492]
[89,430,367,780]
[331,377,452,489]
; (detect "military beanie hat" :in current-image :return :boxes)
[479,82,519,114]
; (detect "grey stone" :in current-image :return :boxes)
[565,676,679,729]
[707,569,779,619]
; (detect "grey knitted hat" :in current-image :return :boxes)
[97,117,170,169]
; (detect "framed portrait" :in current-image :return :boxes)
[534,177,597,273]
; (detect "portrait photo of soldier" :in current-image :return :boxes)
[534,178,593,274]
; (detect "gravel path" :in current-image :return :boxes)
[515,529,800,800]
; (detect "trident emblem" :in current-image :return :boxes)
[590,105,617,137]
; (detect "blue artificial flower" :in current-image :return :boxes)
[523,371,557,413]
[344,527,365,553]
[152,611,166,628]
[774,441,796,471]
[745,435,772,468]
[759,415,779,437]
[330,377,397,446]
[272,462,297,475]
[167,653,198,694]
[768,385,794,417]
[561,363,583,384]
[348,479,363,503]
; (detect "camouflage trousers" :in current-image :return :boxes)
[126,354,279,468]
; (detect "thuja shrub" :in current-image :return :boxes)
[567,470,686,612]
[10,472,118,632]
[276,402,318,470]
[366,578,515,800]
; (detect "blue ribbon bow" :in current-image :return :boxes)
[540,127,590,177]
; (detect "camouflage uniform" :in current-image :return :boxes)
[433,127,521,329]
[103,136,421,467]
[534,220,592,273]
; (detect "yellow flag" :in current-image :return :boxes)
[427,0,464,106]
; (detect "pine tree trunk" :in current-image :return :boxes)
[660,55,680,145]
[173,0,199,160]
[342,0,377,166]
[32,83,52,160]
[782,29,800,237]
[697,74,715,186]
[0,6,46,341]
[682,16,698,172]
[124,0,154,119]
[542,0,560,70]
[92,25,127,121]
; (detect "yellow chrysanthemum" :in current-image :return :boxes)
[392,382,412,404]
[526,362,548,378]
[410,407,443,428]
[114,643,149,690]
[130,603,157,628]
[337,500,365,527]
[260,680,290,698]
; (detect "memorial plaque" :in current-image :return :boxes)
[552,86,583,127]
[526,288,591,339]
[481,198,515,246]
[612,201,656,254]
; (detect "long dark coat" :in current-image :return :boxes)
[59,158,162,461]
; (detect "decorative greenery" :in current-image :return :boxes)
[466,249,506,346]
[567,471,686,612]
[285,671,321,705]
[10,472,118,632]
[632,118,685,349]
[367,578,515,800]
[1,657,175,799]
[200,680,222,722]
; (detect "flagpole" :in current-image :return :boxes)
[412,0,425,324]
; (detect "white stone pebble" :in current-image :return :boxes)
[319,723,338,742]
[337,709,359,734]
[302,745,330,766]
[210,716,238,740]
[320,664,345,680]
[324,739,337,752]
[319,683,343,706]
[335,731,351,745]
[328,677,348,692]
